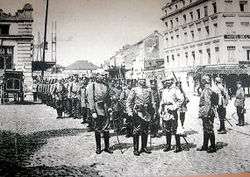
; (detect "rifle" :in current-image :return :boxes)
[172,72,190,149]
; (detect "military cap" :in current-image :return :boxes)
[161,74,174,83]
[215,77,222,83]
[236,80,243,85]
[201,75,211,84]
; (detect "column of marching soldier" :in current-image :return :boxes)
[34,73,246,156]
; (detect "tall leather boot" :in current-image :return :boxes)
[207,133,216,153]
[197,132,209,151]
[140,133,151,154]
[163,133,171,152]
[133,134,140,156]
[104,132,113,154]
[95,132,101,154]
[174,135,182,153]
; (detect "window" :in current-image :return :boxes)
[170,20,173,28]
[247,50,250,60]
[172,55,175,61]
[167,56,169,63]
[165,22,168,27]
[212,2,217,13]
[183,14,187,22]
[191,30,194,38]
[175,5,178,9]
[185,52,188,65]
[227,46,236,62]
[197,9,201,19]
[0,47,13,69]
[0,25,10,35]
[240,1,247,12]
[190,12,194,20]
[199,50,203,65]
[176,35,179,39]
[192,51,196,65]
[215,47,220,63]
[205,26,210,35]
[176,17,179,23]
[204,6,208,17]
[207,48,211,64]
[171,36,174,40]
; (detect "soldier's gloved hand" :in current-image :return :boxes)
[92,112,98,119]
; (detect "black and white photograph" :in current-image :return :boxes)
[0,0,250,176]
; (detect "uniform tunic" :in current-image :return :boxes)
[86,82,111,132]
[126,86,153,134]
[199,87,215,134]
[159,85,184,134]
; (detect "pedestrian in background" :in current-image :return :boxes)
[234,81,245,126]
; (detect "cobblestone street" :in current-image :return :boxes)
[0,95,250,177]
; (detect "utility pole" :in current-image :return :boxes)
[42,0,49,78]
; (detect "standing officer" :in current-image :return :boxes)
[197,75,217,153]
[235,81,245,126]
[54,79,67,118]
[120,79,133,137]
[159,75,184,153]
[127,77,154,156]
[86,74,113,154]
[149,79,160,138]
[213,77,229,134]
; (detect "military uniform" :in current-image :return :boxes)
[120,82,133,137]
[213,77,229,133]
[109,83,122,133]
[127,78,154,156]
[159,76,184,153]
[80,77,89,124]
[197,75,217,153]
[234,81,245,126]
[71,78,81,119]
[86,75,112,154]
[149,80,160,138]
[54,80,67,118]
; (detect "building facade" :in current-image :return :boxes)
[0,4,34,96]
[109,30,164,81]
[161,0,250,93]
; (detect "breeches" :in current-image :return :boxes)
[202,116,214,134]
[94,115,110,133]
[133,115,149,135]
[217,106,226,121]
[163,118,178,135]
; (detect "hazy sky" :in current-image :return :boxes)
[0,0,165,66]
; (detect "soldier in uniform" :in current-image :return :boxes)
[54,79,67,118]
[159,75,184,153]
[197,75,217,153]
[127,77,154,156]
[109,80,123,133]
[86,74,113,154]
[213,77,229,134]
[120,79,133,137]
[71,75,81,119]
[149,79,160,138]
[235,81,245,126]
[80,76,89,124]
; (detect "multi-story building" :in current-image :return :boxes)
[161,0,250,94]
[109,30,164,81]
[0,4,34,97]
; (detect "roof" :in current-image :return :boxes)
[65,60,98,71]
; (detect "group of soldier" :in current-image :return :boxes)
[34,72,246,156]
